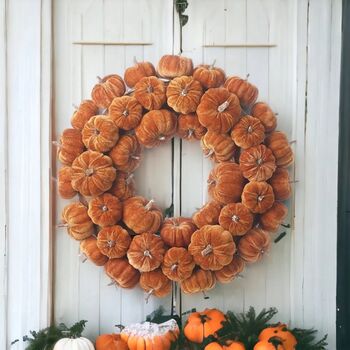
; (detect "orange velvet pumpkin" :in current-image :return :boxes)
[80,236,108,266]
[192,201,222,228]
[197,88,241,134]
[97,225,131,258]
[177,113,207,140]
[135,109,177,148]
[105,258,140,288]
[58,166,77,199]
[214,254,245,283]
[193,64,226,89]
[109,134,142,172]
[219,203,254,236]
[157,54,194,78]
[184,309,226,343]
[82,115,119,152]
[238,228,270,263]
[127,232,166,272]
[161,247,195,282]
[268,168,292,201]
[181,268,216,294]
[208,162,245,205]
[124,60,156,88]
[109,172,136,200]
[231,116,265,149]
[188,225,235,271]
[71,151,116,197]
[265,131,294,168]
[123,196,163,234]
[201,131,236,163]
[108,96,143,130]
[160,217,197,247]
[56,128,84,165]
[251,102,277,133]
[241,181,275,214]
[259,324,297,350]
[239,144,276,182]
[61,202,94,240]
[96,333,129,350]
[91,74,125,109]
[260,202,288,232]
[140,269,172,298]
[166,76,203,114]
[224,76,258,109]
[134,76,166,110]
[71,99,98,130]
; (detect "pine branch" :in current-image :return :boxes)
[292,328,328,350]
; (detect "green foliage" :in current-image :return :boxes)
[292,328,328,350]
[164,203,174,218]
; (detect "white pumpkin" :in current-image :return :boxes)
[53,337,95,350]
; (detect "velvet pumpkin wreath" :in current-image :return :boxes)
[56,54,294,297]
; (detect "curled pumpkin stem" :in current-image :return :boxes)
[145,199,155,210]
[201,244,213,256]
[171,264,178,271]
[143,250,153,259]
[217,100,230,113]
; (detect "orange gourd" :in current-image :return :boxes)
[201,131,236,163]
[231,116,265,149]
[139,269,172,297]
[224,76,258,109]
[56,128,84,165]
[260,202,288,232]
[134,76,166,110]
[160,217,197,247]
[135,109,177,148]
[105,258,140,288]
[181,268,216,294]
[214,254,245,283]
[80,236,108,266]
[71,99,98,130]
[157,54,194,78]
[238,228,270,263]
[91,74,125,109]
[71,151,116,197]
[192,201,222,228]
[259,324,297,350]
[193,64,226,89]
[123,196,163,234]
[127,232,166,272]
[108,96,143,130]
[251,102,277,133]
[97,225,131,258]
[58,166,77,199]
[197,87,241,133]
[241,181,275,214]
[95,333,128,350]
[124,60,156,88]
[265,131,294,168]
[268,168,292,201]
[177,113,207,140]
[109,172,136,200]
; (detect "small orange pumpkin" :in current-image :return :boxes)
[251,102,277,133]
[192,201,222,228]
[189,225,235,271]
[109,134,142,172]
[157,54,194,78]
[224,76,258,109]
[268,168,291,201]
[241,181,275,214]
[71,99,98,130]
[193,64,226,89]
[260,202,288,232]
[265,131,294,168]
[96,333,129,350]
[134,76,166,110]
[259,324,297,350]
[135,109,177,148]
[177,113,206,140]
[58,166,77,199]
[214,254,245,283]
[181,268,216,294]
[61,202,94,240]
[161,247,195,282]
[208,162,245,205]
[56,128,84,165]
[254,340,285,350]
[80,236,108,266]
[239,145,276,182]
[108,96,143,130]
[124,59,156,88]
[219,203,254,236]
[166,76,203,114]
[238,228,270,263]
[160,217,197,247]
[197,87,241,134]
[82,115,119,152]
[140,269,172,298]
[231,116,265,149]
[71,151,116,197]
[109,172,136,200]
[105,258,140,288]
[97,225,131,258]
[127,232,166,272]
[201,131,236,163]
[123,196,163,234]
[91,74,125,109]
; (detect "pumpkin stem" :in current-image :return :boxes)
[202,291,210,300]
[146,84,154,93]
[107,239,115,248]
[101,108,108,115]
[232,215,240,222]
[143,250,153,259]
[122,109,129,117]
[114,324,125,331]
[145,199,155,210]
[201,244,213,256]
[133,56,138,64]
[85,168,94,176]
[107,280,116,286]
[217,100,230,113]
[159,135,166,141]
[245,73,250,80]
[78,252,87,263]
[187,128,194,138]
[145,289,154,303]
[126,173,134,184]
[275,112,279,116]
[171,264,178,271]
[257,195,265,202]
[72,103,79,110]
[207,179,216,185]
[56,223,68,228]
[204,149,214,158]
[101,205,108,212]
[125,88,135,95]
[281,223,290,228]
[52,141,61,148]
[97,76,103,82]
[289,139,296,144]
[237,273,244,279]
[131,155,140,160]
[159,77,171,83]
[210,59,216,69]
[247,125,253,133]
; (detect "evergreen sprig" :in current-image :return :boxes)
[292,328,328,350]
